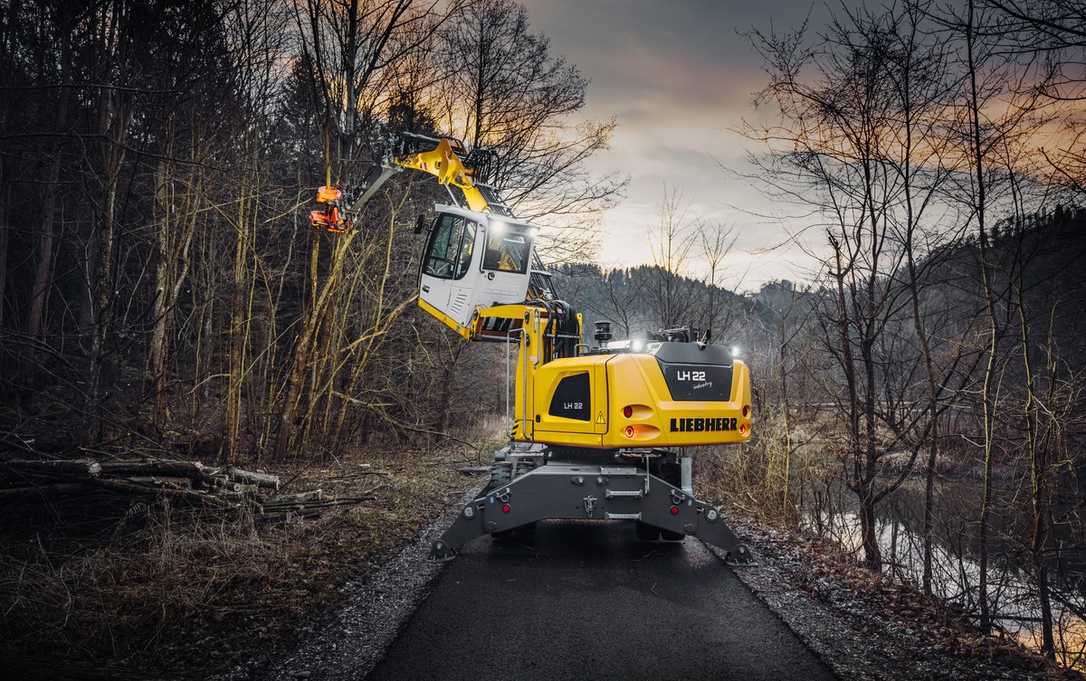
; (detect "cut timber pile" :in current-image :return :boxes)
[0,458,377,522]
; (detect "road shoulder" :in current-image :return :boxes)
[214,482,483,681]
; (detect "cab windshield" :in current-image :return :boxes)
[483,227,532,274]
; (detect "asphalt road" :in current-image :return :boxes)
[367,520,836,681]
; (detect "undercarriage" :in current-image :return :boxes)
[431,444,752,563]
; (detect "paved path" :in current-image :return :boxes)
[367,520,835,681]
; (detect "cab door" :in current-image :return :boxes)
[419,213,480,329]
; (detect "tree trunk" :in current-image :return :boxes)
[1017,238,1054,657]
[778,321,793,518]
[277,231,357,457]
[26,60,70,339]
[227,178,251,463]
[965,0,997,633]
[859,493,881,571]
[85,90,132,443]
[0,179,8,329]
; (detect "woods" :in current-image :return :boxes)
[0,0,617,463]
[726,0,1086,665]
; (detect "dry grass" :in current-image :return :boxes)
[0,446,476,679]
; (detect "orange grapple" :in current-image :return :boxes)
[309,185,351,233]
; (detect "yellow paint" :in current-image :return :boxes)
[433,303,754,450]
[599,353,752,448]
[393,138,491,213]
[417,298,472,340]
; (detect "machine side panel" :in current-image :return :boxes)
[529,356,609,447]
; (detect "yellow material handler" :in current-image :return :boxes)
[311,132,753,561]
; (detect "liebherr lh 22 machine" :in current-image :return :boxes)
[311,133,753,562]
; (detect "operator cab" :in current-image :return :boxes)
[418,204,540,333]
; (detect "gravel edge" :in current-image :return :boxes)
[212,483,484,681]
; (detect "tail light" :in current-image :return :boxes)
[621,404,653,419]
[742,404,751,417]
[623,424,660,440]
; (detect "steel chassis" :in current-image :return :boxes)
[431,446,752,563]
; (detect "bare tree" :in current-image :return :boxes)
[699,221,737,340]
[647,187,697,330]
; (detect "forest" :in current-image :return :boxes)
[2,0,1086,678]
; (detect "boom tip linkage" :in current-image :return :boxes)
[307,130,502,233]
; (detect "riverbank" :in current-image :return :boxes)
[716,517,1083,680]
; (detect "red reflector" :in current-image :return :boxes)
[670,505,680,516]
[502,503,511,514]
[623,405,633,418]
[624,425,634,438]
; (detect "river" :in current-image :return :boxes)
[800,475,1086,669]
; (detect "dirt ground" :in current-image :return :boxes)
[0,446,482,680]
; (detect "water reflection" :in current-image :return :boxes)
[801,478,1086,668]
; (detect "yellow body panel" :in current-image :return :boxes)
[417,300,753,450]
[513,352,751,449]
[530,356,610,445]
[504,304,752,449]
[599,354,752,448]
[418,298,473,340]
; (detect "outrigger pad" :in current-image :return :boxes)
[429,539,456,561]
[723,544,755,566]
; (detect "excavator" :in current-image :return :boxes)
[310,132,753,562]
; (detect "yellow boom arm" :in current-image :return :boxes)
[309,136,495,232]
[392,138,492,213]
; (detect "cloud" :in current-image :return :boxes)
[519,0,839,290]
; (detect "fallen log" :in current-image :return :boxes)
[256,496,378,513]
[211,476,242,493]
[225,466,279,490]
[92,479,234,508]
[0,459,102,478]
[256,509,322,524]
[125,476,193,490]
[0,456,359,524]
[259,489,323,505]
[98,460,209,482]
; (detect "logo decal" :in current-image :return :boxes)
[669,417,737,433]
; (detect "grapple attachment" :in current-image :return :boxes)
[309,185,351,233]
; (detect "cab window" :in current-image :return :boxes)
[483,229,531,274]
[424,214,476,280]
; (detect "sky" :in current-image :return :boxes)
[520,0,840,291]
